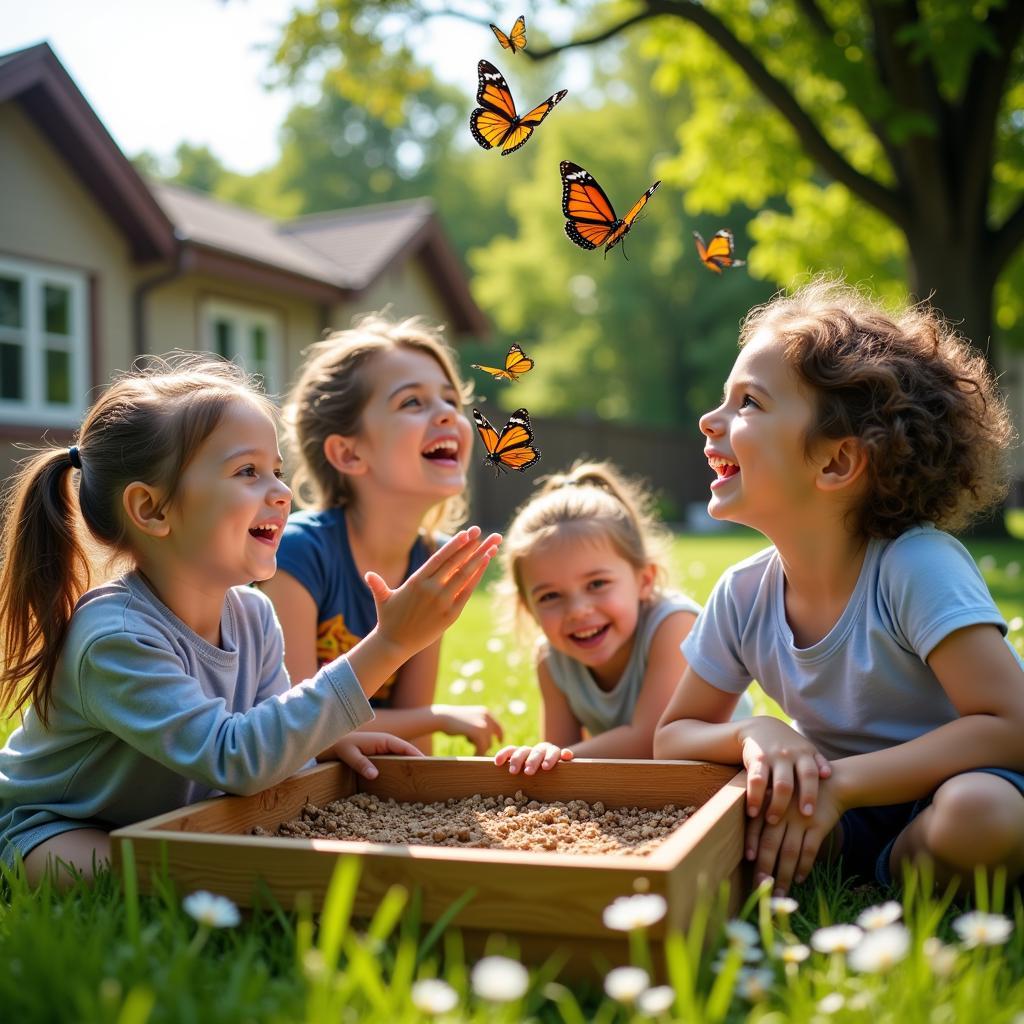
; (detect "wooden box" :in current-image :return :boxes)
[111,757,746,967]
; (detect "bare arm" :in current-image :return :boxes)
[653,664,746,761]
[257,570,318,687]
[830,624,1024,810]
[572,611,697,759]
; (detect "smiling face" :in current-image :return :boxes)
[347,346,473,505]
[698,328,823,534]
[158,399,292,589]
[518,529,655,687]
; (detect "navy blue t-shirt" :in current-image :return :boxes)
[274,507,430,707]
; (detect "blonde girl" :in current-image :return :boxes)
[261,314,503,754]
[655,279,1024,896]
[0,355,499,884]
[494,461,750,774]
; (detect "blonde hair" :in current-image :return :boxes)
[499,460,672,629]
[0,354,273,724]
[282,312,469,538]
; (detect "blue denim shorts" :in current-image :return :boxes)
[837,767,1024,886]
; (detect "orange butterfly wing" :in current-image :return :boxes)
[470,61,565,156]
[490,16,526,53]
[471,363,514,382]
[604,180,660,253]
[693,229,746,273]
[473,407,541,474]
[503,343,534,379]
[560,161,617,250]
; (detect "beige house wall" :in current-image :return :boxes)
[332,259,452,338]
[0,101,142,478]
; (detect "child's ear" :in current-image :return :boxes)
[817,437,868,493]
[122,482,170,537]
[323,433,366,477]
[638,563,657,600]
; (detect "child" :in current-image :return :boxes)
[0,355,500,885]
[260,314,504,755]
[654,279,1024,896]
[492,461,751,775]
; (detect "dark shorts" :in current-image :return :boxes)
[837,767,1024,886]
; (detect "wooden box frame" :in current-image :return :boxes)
[111,757,746,966]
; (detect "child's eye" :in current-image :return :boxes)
[237,465,258,478]
[740,394,760,410]
[400,395,423,409]
[536,592,558,604]
[588,579,610,591]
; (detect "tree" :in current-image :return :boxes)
[271,0,1024,365]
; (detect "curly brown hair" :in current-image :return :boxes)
[740,279,1017,538]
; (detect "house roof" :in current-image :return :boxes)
[1,42,488,336]
[0,42,176,261]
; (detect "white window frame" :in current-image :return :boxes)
[201,298,282,397]
[0,256,90,428]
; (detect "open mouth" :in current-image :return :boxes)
[422,439,460,464]
[248,522,281,544]
[708,455,740,480]
[568,623,610,648]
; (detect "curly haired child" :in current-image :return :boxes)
[655,279,1024,896]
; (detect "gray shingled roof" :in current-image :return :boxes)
[152,182,436,291]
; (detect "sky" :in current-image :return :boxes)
[0,0,534,175]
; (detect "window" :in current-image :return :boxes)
[201,300,281,396]
[0,258,89,427]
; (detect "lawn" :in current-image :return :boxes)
[2,527,1024,1022]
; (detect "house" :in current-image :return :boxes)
[0,42,488,481]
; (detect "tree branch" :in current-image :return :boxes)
[792,0,833,38]
[523,9,665,58]
[532,0,905,225]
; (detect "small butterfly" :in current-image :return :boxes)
[470,60,567,156]
[490,14,527,54]
[471,343,535,383]
[693,229,746,273]
[560,161,661,255]
[473,407,542,475]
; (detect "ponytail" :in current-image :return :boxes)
[0,448,91,725]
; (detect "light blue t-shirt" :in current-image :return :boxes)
[0,572,374,865]
[682,526,1023,762]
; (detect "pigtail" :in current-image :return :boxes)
[0,448,91,725]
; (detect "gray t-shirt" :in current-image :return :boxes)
[682,526,1022,762]
[0,572,374,864]
[544,593,702,737]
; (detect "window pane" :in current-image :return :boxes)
[44,284,71,335]
[0,277,22,329]
[0,342,24,400]
[251,325,267,362]
[46,348,71,404]
[214,319,233,360]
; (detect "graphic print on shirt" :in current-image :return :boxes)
[317,611,397,703]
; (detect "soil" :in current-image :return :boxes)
[253,789,695,856]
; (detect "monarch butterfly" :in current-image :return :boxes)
[560,161,661,255]
[470,60,567,156]
[693,229,746,273]
[490,15,527,53]
[471,343,535,383]
[473,407,542,475]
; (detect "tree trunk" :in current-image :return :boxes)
[904,227,1012,537]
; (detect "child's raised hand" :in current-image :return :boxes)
[494,742,574,775]
[737,717,831,824]
[365,527,501,660]
[433,704,505,755]
[326,731,423,779]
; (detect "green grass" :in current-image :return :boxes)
[3,528,1024,1022]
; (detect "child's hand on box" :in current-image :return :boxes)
[737,717,831,823]
[494,742,573,775]
[323,731,423,779]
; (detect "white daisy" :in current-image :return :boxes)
[736,967,775,1001]
[486,637,505,652]
[603,966,650,1003]
[811,924,864,953]
[923,937,959,977]
[847,924,910,973]
[448,679,467,695]
[507,699,528,716]
[953,911,1013,948]
[602,893,668,931]
[856,900,902,930]
[774,942,811,964]
[460,659,485,677]
[817,992,846,1014]
[637,985,675,1016]
[411,978,459,1015]
[769,896,799,916]
[470,956,529,1002]
[182,891,240,928]
[724,919,761,948]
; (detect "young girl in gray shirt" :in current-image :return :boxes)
[0,356,499,884]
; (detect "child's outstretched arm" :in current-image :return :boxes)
[345,527,501,697]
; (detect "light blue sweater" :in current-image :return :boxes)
[0,572,374,865]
